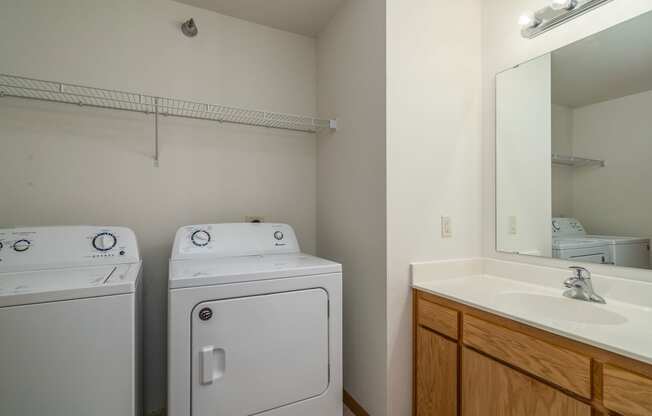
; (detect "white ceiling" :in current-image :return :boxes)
[552,11,652,108]
[174,0,344,37]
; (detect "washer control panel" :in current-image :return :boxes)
[172,223,300,260]
[0,226,140,271]
[552,217,586,237]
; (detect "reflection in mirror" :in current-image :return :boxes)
[496,10,652,270]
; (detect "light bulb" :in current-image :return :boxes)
[518,12,541,28]
[551,0,577,10]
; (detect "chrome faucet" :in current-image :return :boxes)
[563,266,606,304]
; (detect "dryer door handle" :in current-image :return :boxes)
[200,346,225,385]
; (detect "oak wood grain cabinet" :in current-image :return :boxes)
[603,364,652,416]
[415,327,457,416]
[462,348,590,416]
[413,289,652,416]
[463,314,592,398]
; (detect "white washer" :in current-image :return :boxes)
[551,218,609,264]
[552,217,651,268]
[168,223,342,416]
[0,226,142,416]
[552,238,609,264]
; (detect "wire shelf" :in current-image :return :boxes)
[552,154,605,168]
[0,73,335,133]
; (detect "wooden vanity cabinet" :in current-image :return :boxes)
[603,364,652,416]
[413,289,652,416]
[462,348,590,416]
[415,327,457,416]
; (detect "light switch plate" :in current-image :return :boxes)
[441,216,452,238]
[509,216,517,235]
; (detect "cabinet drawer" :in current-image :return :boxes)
[603,364,652,416]
[417,296,458,339]
[463,315,591,398]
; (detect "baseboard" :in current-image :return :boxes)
[344,390,370,416]
[149,394,367,416]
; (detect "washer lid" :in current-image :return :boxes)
[552,238,608,250]
[169,253,341,289]
[0,263,140,307]
[585,235,651,245]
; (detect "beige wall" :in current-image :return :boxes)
[0,0,318,412]
[483,0,652,282]
[552,104,575,217]
[572,90,652,247]
[316,0,388,414]
[386,0,483,414]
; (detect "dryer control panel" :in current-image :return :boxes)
[171,223,300,260]
[0,226,140,272]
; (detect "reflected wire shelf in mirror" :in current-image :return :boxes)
[552,154,605,168]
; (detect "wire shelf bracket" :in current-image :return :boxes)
[0,73,337,166]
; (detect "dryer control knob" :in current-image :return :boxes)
[93,233,117,251]
[191,230,211,247]
[13,239,31,252]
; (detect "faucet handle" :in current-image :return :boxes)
[564,277,579,288]
[569,266,591,280]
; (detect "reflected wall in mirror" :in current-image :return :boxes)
[496,10,652,270]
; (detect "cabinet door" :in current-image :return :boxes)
[462,348,590,416]
[603,364,652,416]
[416,327,458,416]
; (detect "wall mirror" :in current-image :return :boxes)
[496,10,652,270]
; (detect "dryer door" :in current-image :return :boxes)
[191,288,329,415]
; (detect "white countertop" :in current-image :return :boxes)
[412,259,652,365]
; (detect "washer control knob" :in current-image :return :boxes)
[93,233,117,251]
[13,239,31,252]
[273,231,284,241]
[191,230,211,247]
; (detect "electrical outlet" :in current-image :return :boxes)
[441,216,453,238]
[509,216,517,235]
[245,216,265,223]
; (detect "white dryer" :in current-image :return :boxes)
[167,223,342,416]
[552,217,651,268]
[0,226,142,416]
[584,235,650,269]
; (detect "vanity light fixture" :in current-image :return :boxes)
[550,0,578,10]
[521,0,613,39]
[518,12,542,29]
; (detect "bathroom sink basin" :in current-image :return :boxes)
[495,292,627,325]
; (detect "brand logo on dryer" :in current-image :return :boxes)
[273,231,286,246]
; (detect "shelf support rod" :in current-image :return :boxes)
[154,97,159,167]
